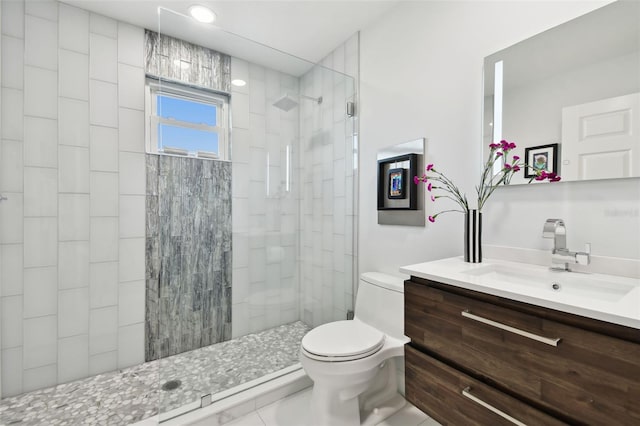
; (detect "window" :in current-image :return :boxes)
[145,79,229,160]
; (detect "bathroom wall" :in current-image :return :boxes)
[0,1,146,396]
[145,156,232,361]
[357,0,626,277]
[298,33,359,327]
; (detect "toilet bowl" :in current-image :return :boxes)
[300,272,410,426]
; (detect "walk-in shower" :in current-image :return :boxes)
[0,2,358,424]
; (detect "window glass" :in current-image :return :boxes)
[157,95,217,126]
[159,124,219,154]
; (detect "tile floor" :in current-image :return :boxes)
[220,387,441,426]
[0,322,310,426]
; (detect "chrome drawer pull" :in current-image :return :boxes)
[462,386,528,426]
[461,310,561,347]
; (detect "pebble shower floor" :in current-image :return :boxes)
[0,322,311,426]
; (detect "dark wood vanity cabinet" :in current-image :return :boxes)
[404,276,640,426]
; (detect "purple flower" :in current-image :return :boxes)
[427,183,432,192]
[550,176,561,182]
[426,164,434,171]
[428,216,436,223]
[430,195,436,202]
[489,143,500,149]
[512,165,521,172]
[496,152,503,157]
[413,176,420,185]
[503,163,512,170]
[513,155,520,161]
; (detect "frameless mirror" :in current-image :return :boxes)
[483,1,640,184]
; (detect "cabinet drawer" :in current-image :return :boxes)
[406,345,566,426]
[405,280,640,425]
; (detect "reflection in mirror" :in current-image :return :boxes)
[484,1,640,184]
[377,139,425,226]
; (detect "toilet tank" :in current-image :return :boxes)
[354,272,406,340]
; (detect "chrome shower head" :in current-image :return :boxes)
[272,94,299,112]
[272,93,323,111]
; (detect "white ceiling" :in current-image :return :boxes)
[62,0,398,75]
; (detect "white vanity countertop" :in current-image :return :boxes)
[400,257,640,330]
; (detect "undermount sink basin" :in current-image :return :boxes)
[462,263,636,303]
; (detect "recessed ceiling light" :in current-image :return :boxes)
[189,5,216,23]
[231,79,246,87]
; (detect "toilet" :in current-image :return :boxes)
[300,272,410,426]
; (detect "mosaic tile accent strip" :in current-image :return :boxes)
[0,322,310,426]
[146,155,233,361]
[145,30,231,92]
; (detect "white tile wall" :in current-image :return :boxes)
[24,66,57,119]
[24,117,58,168]
[118,152,146,195]
[89,33,117,83]
[117,280,144,326]
[59,98,89,146]
[89,13,117,38]
[22,364,56,393]
[0,4,148,394]
[89,262,118,308]
[24,15,58,70]
[89,306,117,355]
[90,217,118,262]
[117,322,144,368]
[59,194,90,241]
[119,195,145,238]
[59,4,89,53]
[24,166,58,216]
[59,49,89,100]
[23,217,57,267]
[90,125,118,171]
[23,266,57,318]
[117,64,144,110]
[0,193,23,244]
[89,80,118,127]
[117,24,143,67]
[1,347,23,396]
[1,296,23,348]
[58,241,90,290]
[1,0,24,38]
[118,108,144,152]
[58,334,89,383]
[1,140,24,191]
[89,350,117,375]
[2,35,24,89]
[23,315,57,369]
[58,145,90,193]
[118,237,145,282]
[58,288,89,337]
[1,244,24,296]
[24,0,58,22]
[1,88,24,139]
[89,171,118,216]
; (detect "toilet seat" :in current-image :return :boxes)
[301,320,385,362]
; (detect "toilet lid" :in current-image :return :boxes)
[301,320,385,361]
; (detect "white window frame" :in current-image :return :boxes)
[145,78,230,161]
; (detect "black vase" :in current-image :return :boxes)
[464,209,482,263]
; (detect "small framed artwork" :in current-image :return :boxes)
[388,168,406,199]
[524,143,559,178]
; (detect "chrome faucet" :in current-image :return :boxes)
[542,219,591,271]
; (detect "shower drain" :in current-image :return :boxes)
[162,379,182,391]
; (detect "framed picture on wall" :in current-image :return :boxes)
[387,168,406,199]
[524,143,559,178]
[377,153,418,210]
